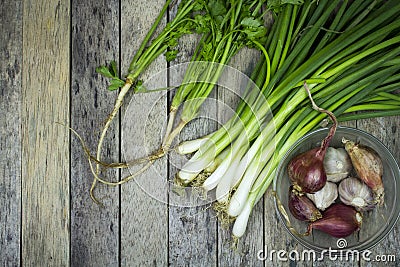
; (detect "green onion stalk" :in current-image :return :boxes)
[174,0,400,238]
[177,2,303,185]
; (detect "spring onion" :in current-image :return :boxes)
[176,0,400,238]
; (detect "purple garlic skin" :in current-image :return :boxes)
[288,148,327,193]
[342,138,384,205]
[307,203,362,238]
[288,186,322,222]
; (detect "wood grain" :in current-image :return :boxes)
[1,1,400,265]
[167,82,219,265]
[357,117,400,267]
[120,0,168,265]
[166,2,218,264]
[70,0,120,266]
[21,0,70,265]
[0,0,22,265]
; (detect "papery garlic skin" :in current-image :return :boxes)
[342,138,384,205]
[323,147,352,183]
[339,177,375,211]
[307,182,338,211]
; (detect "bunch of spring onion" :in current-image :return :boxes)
[85,0,280,203]
[174,0,400,238]
[87,0,205,203]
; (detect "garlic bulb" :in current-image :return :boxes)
[338,177,375,211]
[323,147,352,182]
[306,182,338,211]
[342,138,384,205]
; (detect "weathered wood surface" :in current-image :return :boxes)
[167,5,218,265]
[0,0,22,265]
[120,0,168,265]
[70,0,120,266]
[21,0,70,265]
[1,1,399,266]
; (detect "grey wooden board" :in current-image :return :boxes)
[167,33,219,266]
[21,0,70,265]
[120,0,168,265]
[358,117,400,267]
[1,0,400,266]
[70,0,120,266]
[0,0,22,265]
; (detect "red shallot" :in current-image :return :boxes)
[307,203,362,238]
[287,83,338,193]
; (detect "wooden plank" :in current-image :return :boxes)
[167,59,218,266]
[0,0,22,265]
[70,0,120,266]
[120,0,168,265]
[217,48,264,267]
[166,2,218,265]
[21,0,70,265]
[357,117,400,267]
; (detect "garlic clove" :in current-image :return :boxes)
[324,147,352,183]
[338,177,375,211]
[306,182,338,211]
[342,138,384,205]
[326,172,348,183]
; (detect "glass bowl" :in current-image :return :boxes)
[273,126,400,252]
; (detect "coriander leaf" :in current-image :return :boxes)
[96,65,114,78]
[107,78,125,91]
[241,17,262,28]
[241,16,268,42]
[200,42,214,61]
[244,26,268,40]
[193,2,205,11]
[269,0,304,12]
[165,50,179,62]
[194,14,211,34]
[284,0,304,4]
[208,0,226,26]
[167,38,179,48]
[110,61,118,77]
[208,0,226,16]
